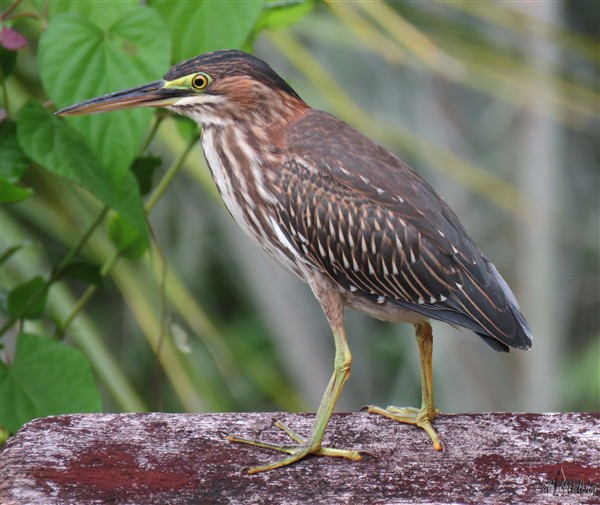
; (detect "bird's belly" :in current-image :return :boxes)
[341,289,428,324]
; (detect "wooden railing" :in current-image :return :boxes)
[1,412,598,504]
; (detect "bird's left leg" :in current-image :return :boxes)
[366,322,443,451]
[227,274,363,473]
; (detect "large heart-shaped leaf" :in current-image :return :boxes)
[46,0,138,30]
[0,120,29,182]
[151,0,265,63]
[17,102,147,239]
[0,333,102,433]
[38,8,170,177]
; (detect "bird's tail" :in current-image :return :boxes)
[479,261,533,351]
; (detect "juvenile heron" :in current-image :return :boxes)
[57,49,532,474]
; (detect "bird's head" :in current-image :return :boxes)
[56,50,307,126]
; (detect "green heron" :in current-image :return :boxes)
[57,49,532,474]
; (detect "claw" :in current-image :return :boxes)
[227,420,363,474]
[358,449,377,459]
[367,404,443,451]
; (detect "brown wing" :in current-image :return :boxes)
[274,110,531,351]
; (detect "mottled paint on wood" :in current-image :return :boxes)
[1,412,598,504]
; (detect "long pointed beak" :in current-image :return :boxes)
[55,80,183,116]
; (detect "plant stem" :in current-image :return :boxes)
[145,134,199,213]
[58,249,121,333]
[53,206,109,276]
[58,133,200,333]
[0,206,110,337]
[0,0,22,21]
[139,114,165,154]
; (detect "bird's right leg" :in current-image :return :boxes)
[227,274,363,473]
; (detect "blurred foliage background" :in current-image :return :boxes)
[1,0,598,440]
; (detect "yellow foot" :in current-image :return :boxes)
[226,420,363,474]
[366,405,444,451]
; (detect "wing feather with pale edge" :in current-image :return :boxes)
[276,110,532,351]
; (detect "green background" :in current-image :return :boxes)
[0,0,598,441]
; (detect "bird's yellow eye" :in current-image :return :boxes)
[191,73,210,90]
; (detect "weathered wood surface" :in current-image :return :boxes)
[1,412,598,504]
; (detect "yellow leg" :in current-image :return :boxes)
[366,322,443,451]
[227,275,363,473]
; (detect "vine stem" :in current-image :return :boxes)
[0,0,23,21]
[1,114,195,338]
[145,133,199,213]
[58,133,200,334]
[53,206,109,275]
[57,249,120,333]
[0,206,109,337]
[2,113,198,338]
[139,114,165,154]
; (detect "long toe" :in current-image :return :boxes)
[367,404,443,451]
[227,421,363,474]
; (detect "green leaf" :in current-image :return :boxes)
[0,45,17,80]
[6,276,47,319]
[0,242,30,266]
[30,0,49,12]
[47,0,138,30]
[17,101,148,243]
[256,0,315,31]
[0,178,33,203]
[0,120,30,181]
[131,155,162,197]
[0,289,7,314]
[38,8,171,177]
[107,213,148,259]
[151,0,265,62]
[58,261,103,285]
[0,333,102,433]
